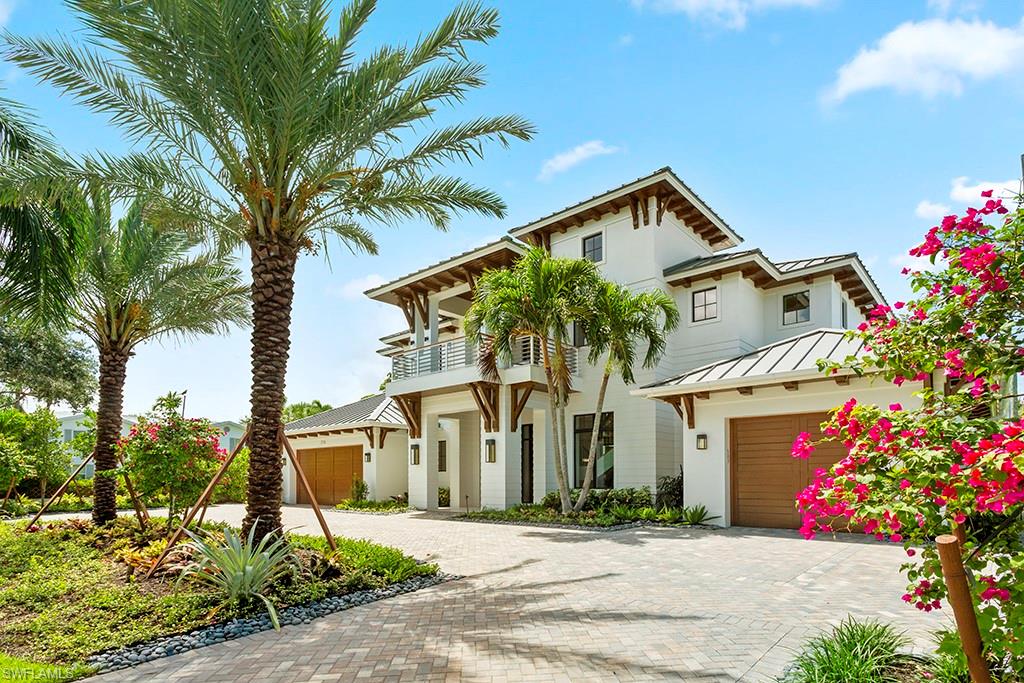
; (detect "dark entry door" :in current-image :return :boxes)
[521,424,534,504]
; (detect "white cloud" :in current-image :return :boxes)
[889,252,943,273]
[617,33,635,46]
[537,140,619,182]
[823,18,1024,104]
[914,199,951,220]
[927,0,981,16]
[0,1,15,27]
[331,273,387,300]
[949,176,1020,202]
[630,0,825,31]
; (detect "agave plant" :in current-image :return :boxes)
[682,504,720,526]
[178,524,299,629]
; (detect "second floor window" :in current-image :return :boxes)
[692,287,718,322]
[783,291,811,325]
[582,233,603,262]
[841,300,848,329]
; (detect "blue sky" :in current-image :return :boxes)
[5,0,1023,420]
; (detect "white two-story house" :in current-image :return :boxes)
[284,168,922,528]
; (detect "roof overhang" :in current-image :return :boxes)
[664,252,886,314]
[365,238,526,319]
[284,420,407,438]
[632,366,861,400]
[509,168,741,252]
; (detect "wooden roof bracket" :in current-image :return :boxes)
[393,393,422,439]
[510,382,534,431]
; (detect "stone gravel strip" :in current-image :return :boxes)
[87,572,459,673]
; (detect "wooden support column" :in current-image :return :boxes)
[510,382,534,431]
[393,394,422,439]
[468,382,500,433]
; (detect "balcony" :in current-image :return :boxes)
[391,335,578,382]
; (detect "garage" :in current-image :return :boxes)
[729,411,846,528]
[295,445,363,505]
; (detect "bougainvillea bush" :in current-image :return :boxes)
[119,393,228,530]
[792,185,1023,673]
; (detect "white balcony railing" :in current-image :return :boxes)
[391,335,578,381]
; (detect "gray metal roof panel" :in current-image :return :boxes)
[284,394,406,431]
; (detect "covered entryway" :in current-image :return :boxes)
[296,445,364,505]
[730,412,845,528]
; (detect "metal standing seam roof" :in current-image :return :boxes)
[774,253,857,273]
[640,329,866,391]
[284,393,406,432]
[662,249,762,277]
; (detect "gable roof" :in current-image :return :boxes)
[508,167,742,252]
[662,249,886,314]
[284,393,406,434]
[636,328,868,396]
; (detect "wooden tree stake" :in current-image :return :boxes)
[279,427,336,552]
[26,453,95,528]
[936,534,993,683]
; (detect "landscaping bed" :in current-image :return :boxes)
[0,516,440,677]
[334,499,411,514]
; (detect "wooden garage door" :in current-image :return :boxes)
[296,445,363,505]
[730,412,846,529]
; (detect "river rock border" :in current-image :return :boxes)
[87,572,459,673]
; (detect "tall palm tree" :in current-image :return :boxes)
[464,247,601,513]
[4,0,534,540]
[0,94,80,321]
[573,283,679,512]
[65,187,249,524]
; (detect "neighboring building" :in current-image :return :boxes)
[286,168,920,528]
[212,421,246,454]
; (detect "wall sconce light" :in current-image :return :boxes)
[485,438,496,463]
[364,452,372,463]
[696,433,708,451]
[410,444,420,465]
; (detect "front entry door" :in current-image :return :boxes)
[521,424,534,504]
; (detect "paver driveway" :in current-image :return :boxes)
[92,504,944,682]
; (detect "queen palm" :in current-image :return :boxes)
[66,188,248,524]
[573,283,679,512]
[464,247,601,513]
[5,0,533,539]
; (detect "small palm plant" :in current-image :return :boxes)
[178,524,299,630]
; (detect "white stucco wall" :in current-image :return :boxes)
[680,376,922,527]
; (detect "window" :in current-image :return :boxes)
[438,440,447,472]
[63,429,73,442]
[572,321,587,348]
[229,437,240,452]
[783,291,811,325]
[691,287,718,322]
[573,412,614,489]
[841,300,848,329]
[582,233,603,262]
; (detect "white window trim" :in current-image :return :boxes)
[687,284,721,328]
[780,289,813,329]
[581,229,606,266]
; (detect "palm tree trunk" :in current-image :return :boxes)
[540,341,571,513]
[573,367,611,513]
[241,237,298,543]
[93,347,129,525]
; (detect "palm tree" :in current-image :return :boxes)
[64,187,249,524]
[5,0,534,540]
[573,283,679,512]
[0,94,80,321]
[464,247,601,513]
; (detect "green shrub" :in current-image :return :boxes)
[540,486,652,512]
[780,619,921,683]
[179,525,300,629]
[211,447,248,504]
[351,477,368,503]
[335,499,408,512]
[438,486,450,507]
[637,507,658,521]
[681,504,719,525]
[657,506,684,524]
[656,465,685,509]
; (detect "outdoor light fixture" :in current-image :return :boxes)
[485,439,497,463]
[364,452,372,463]
[696,433,708,450]
[410,444,420,465]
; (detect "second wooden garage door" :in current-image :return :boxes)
[296,445,363,505]
[730,412,846,529]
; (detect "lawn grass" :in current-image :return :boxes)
[0,653,93,682]
[0,517,437,674]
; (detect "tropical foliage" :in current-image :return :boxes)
[465,247,601,512]
[792,185,1024,674]
[119,393,231,531]
[574,282,679,511]
[281,400,333,425]
[44,190,248,525]
[4,0,534,542]
[780,619,926,683]
[0,408,70,504]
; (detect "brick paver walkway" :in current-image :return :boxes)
[90,505,943,682]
